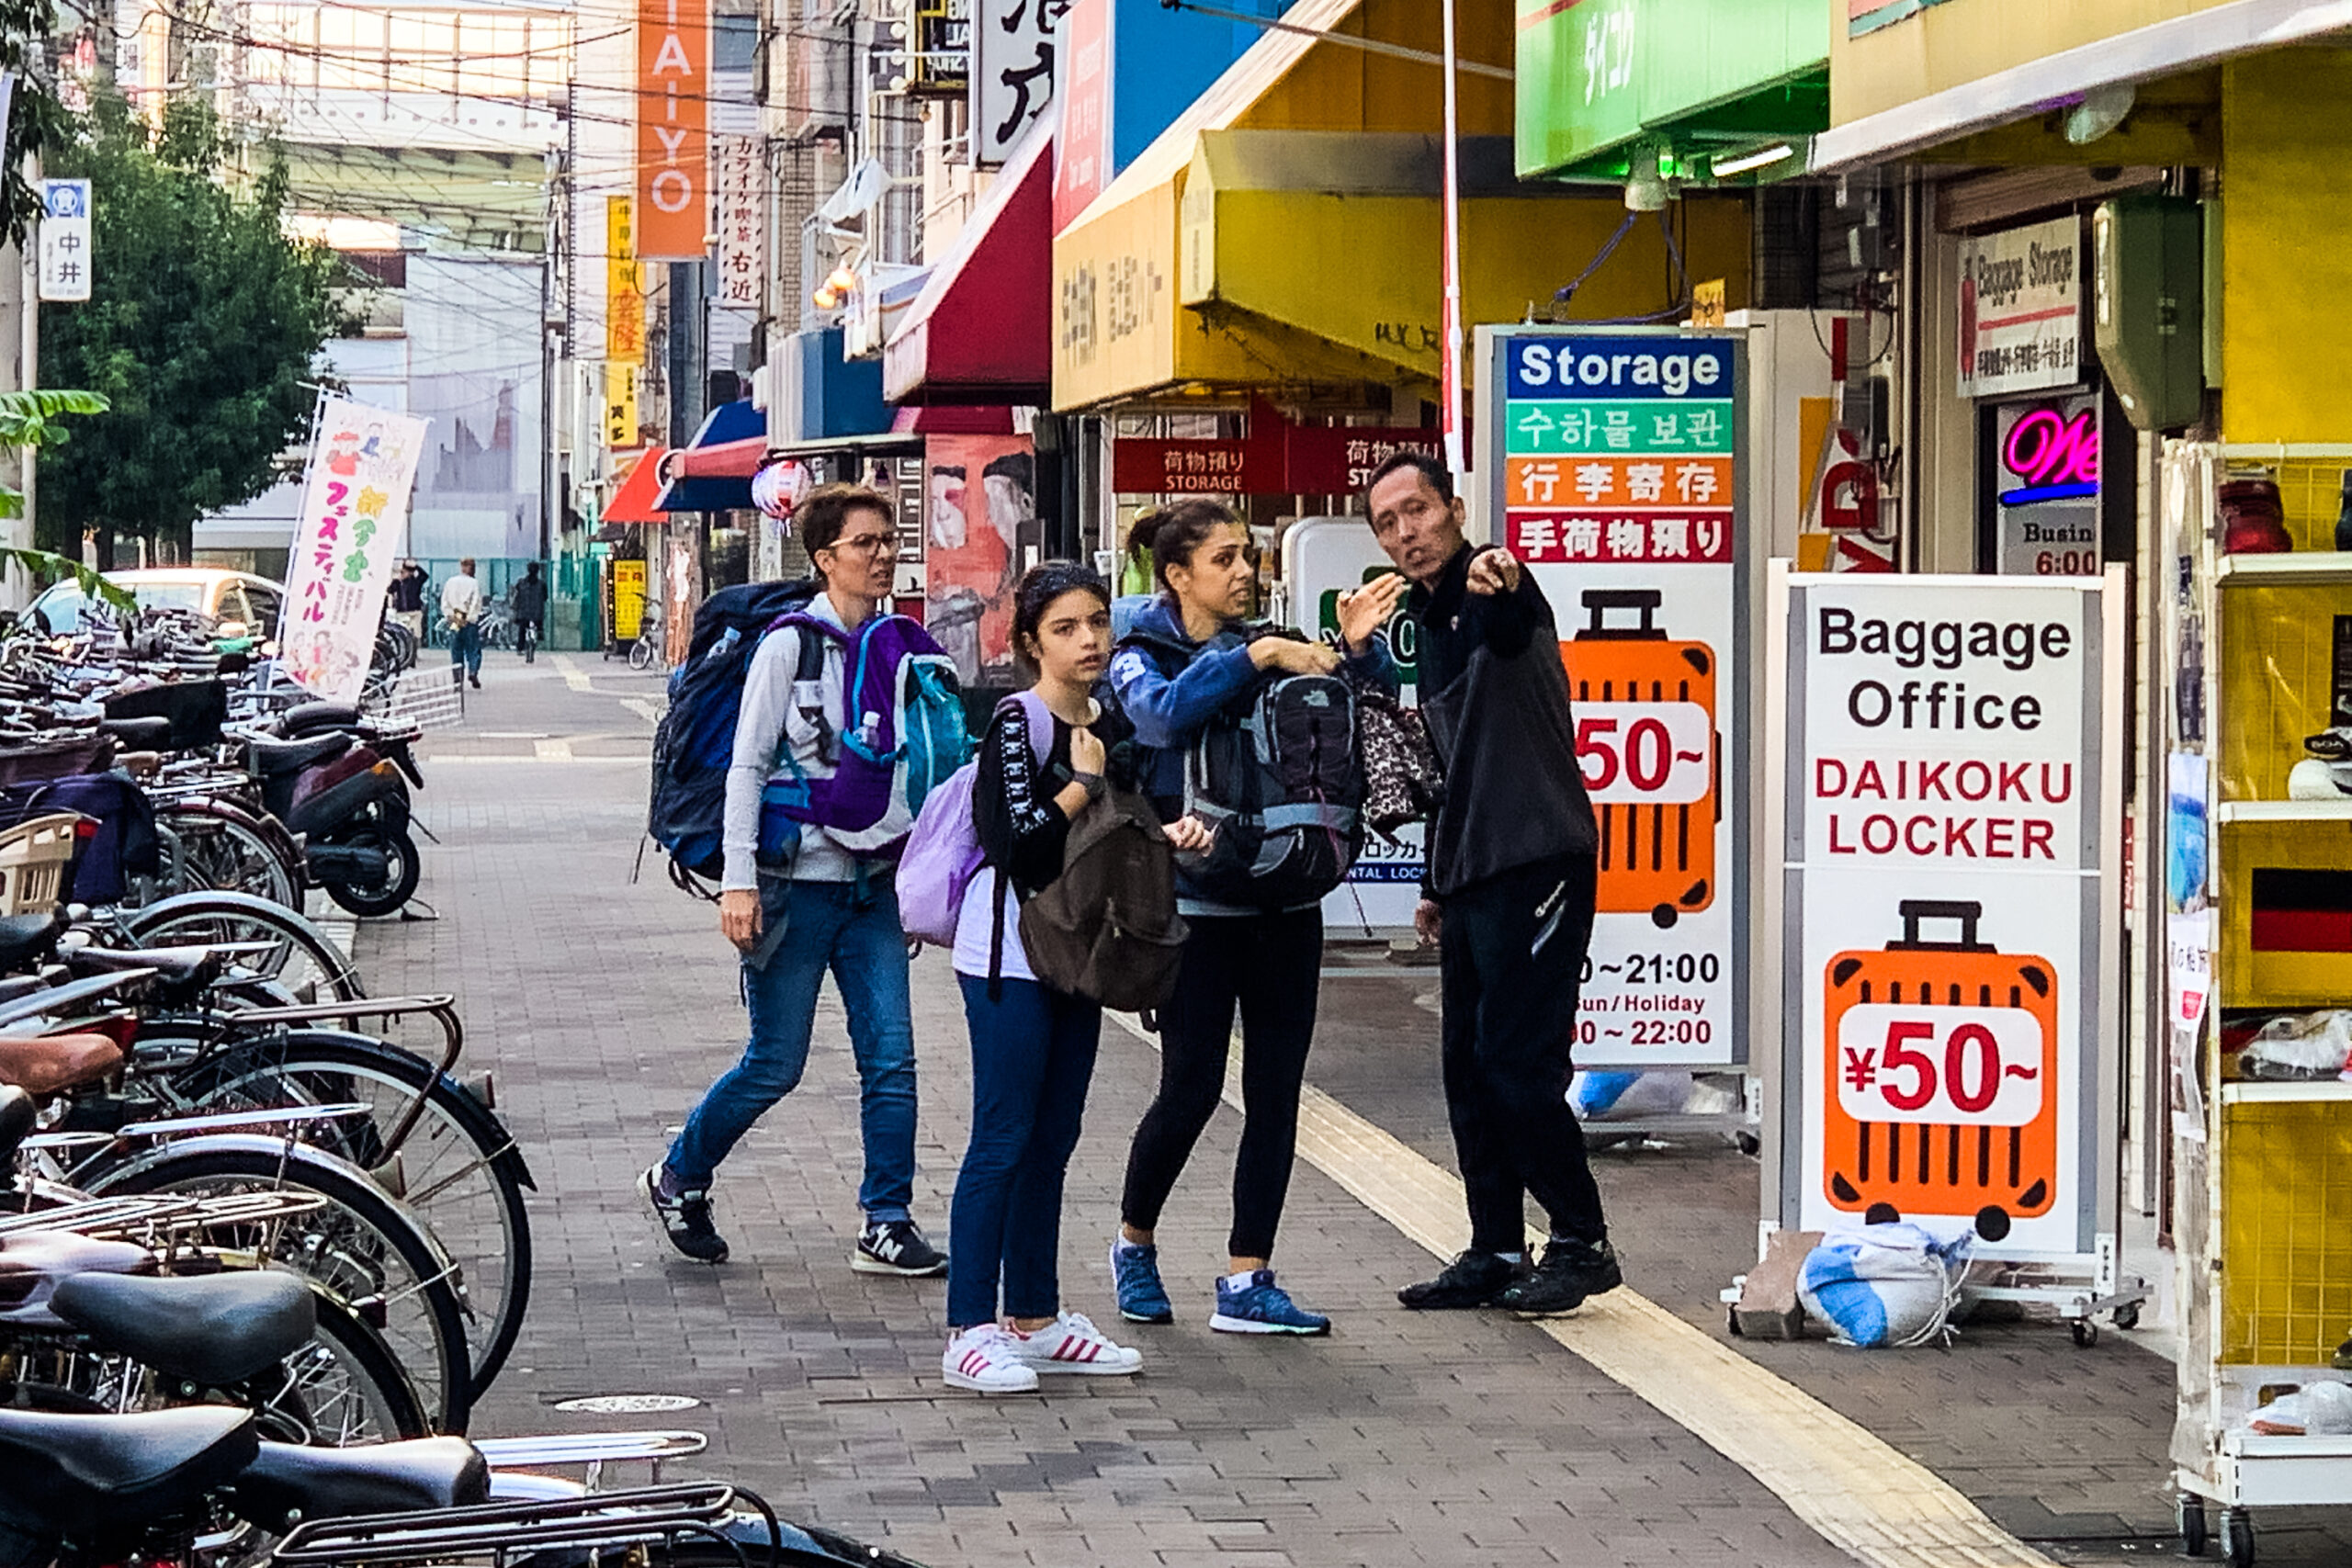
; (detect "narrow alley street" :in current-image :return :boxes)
[354,658,2336,1568]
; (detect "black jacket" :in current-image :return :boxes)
[1408,545,1597,899]
[973,697,1136,903]
[510,575,549,621]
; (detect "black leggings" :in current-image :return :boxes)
[1120,907,1321,1260]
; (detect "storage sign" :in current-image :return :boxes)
[1481,327,1749,1067]
[1957,217,2082,400]
[1779,570,2119,1256]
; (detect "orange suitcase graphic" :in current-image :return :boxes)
[1823,899,2060,1240]
[1562,589,1719,928]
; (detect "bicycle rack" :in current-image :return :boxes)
[192,994,462,1150]
[270,1483,775,1567]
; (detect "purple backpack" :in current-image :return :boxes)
[897,692,1049,947]
[763,612,972,854]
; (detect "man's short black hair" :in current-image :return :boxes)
[1365,448,1455,507]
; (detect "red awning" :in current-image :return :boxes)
[672,436,768,479]
[888,405,1018,435]
[603,447,669,525]
[883,109,1055,406]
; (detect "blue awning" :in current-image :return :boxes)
[656,400,766,513]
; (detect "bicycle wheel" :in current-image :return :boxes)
[264,1284,432,1444]
[154,802,301,909]
[159,1030,532,1398]
[80,1136,471,1435]
[120,891,367,1004]
[628,637,654,671]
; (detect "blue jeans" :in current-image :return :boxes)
[947,975,1101,1329]
[449,623,482,678]
[666,879,920,1221]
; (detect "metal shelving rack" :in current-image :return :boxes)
[2168,441,2352,1567]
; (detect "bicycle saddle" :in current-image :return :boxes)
[51,1269,316,1387]
[0,910,63,974]
[232,1438,490,1531]
[0,1404,256,1544]
[0,1082,31,1163]
[0,1032,122,1095]
[246,732,349,775]
[66,942,220,988]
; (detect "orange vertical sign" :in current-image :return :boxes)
[636,0,707,260]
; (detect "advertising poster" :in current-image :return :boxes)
[923,434,1035,683]
[1956,217,2081,400]
[280,399,428,704]
[1483,328,1747,1067]
[1781,573,2116,1254]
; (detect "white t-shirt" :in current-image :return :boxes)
[951,864,1034,982]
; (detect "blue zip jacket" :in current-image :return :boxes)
[1105,594,1398,911]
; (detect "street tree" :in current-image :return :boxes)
[37,93,354,561]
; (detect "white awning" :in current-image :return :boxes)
[1811,0,2352,173]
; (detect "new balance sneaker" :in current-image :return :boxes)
[1008,1311,1144,1376]
[1497,1237,1623,1317]
[1396,1249,1527,1310]
[1210,1270,1331,1336]
[854,1218,948,1277]
[943,1325,1039,1394]
[1111,1239,1174,1325]
[639,1166,728,1265]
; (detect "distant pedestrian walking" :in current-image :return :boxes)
[442,558,484,689]
[642,484,944,1280]
[1366,451,1619,1319]
[510,562,548,663]
[939,562,1213,1394]
[1107,499,1399,1337]
[388,560,428,647]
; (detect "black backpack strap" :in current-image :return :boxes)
[988,867,1008,1003]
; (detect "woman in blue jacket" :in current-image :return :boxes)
[1106,499,1403,1335]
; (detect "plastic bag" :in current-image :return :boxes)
[1570,1070,1695,1120]
[1799,1223,1972,1348]
[2242,1010,2352,1080]
[2245,1381,2352,1435]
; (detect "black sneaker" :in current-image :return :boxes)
[1397,1249,1528,1310]
[640,1166,729,1264]
[854,1218,947,1277]
[1497,1238,1622,1317]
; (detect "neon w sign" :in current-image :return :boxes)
[1999,404,2099,506]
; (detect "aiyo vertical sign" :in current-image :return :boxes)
[1476,327,1747,1068]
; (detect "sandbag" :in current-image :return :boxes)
[1799,1223,1971,1348]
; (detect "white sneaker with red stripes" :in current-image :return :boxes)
[943,1324,1039,1394]
[1007,1311,1145,1376]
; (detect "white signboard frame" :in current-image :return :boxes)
[1475,325,1751,1070]
[1769,564,2124,1260]
[278,399,429,705]
[38,178,91,303]
[1956,216,2083,400]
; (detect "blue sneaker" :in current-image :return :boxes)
[1112,1240,1174,1325]
[1210,1269,1330,1336]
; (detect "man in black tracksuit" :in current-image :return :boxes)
[1365,450,1620,1317]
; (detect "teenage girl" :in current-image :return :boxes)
[1106,500,1403,1335]
[943,562,1215,1393]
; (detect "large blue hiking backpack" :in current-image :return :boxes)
[646,579,819,893]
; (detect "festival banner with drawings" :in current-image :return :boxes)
[278,399,427,705]
[1776,570,2121,1256]
[1477,327,1749,1068]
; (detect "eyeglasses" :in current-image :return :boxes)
[825,533,899,557]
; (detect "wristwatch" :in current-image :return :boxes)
[1071,770,1108,803]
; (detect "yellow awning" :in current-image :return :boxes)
[1051,0,1751,411]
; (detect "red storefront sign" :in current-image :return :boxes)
[1283,427,1442,495]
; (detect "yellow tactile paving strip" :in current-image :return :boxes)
[1108,1012,2057,1568]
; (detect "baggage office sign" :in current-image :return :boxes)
[1775,570,2121,1256]
[1478,326,1748,1069]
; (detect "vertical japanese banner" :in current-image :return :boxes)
[606,197,645,364]
[1778,570,2120,1257]
[972,0,1062,166]
[279,400,428,704]
[1479,327,1747,1068]
[636,0,707,260]
[711,133,763,312]
[1050,0,1110,231]
[605,363,639,449]
[38,178,91,302]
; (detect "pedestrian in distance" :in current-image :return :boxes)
[1365,451,1620,1318]
[510,562,548,664]
[442,558,484,689]
[388,560,427,647]
[941,562,1216,1394]
[641,484,944,1279]
[1108,498,1403,1337]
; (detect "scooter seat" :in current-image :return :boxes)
[97,716,173,750]
[0,1405,256,1544]
[0,1031,124,1095]
[232,1438,489,1531]
[280,701,364,736]
[51,1270,315,1387]
[246,732,349,777]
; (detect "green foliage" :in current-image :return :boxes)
[35,93,356,555]
[0,0,68,248]
[0,388,108,520]
[0,547,135,612]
